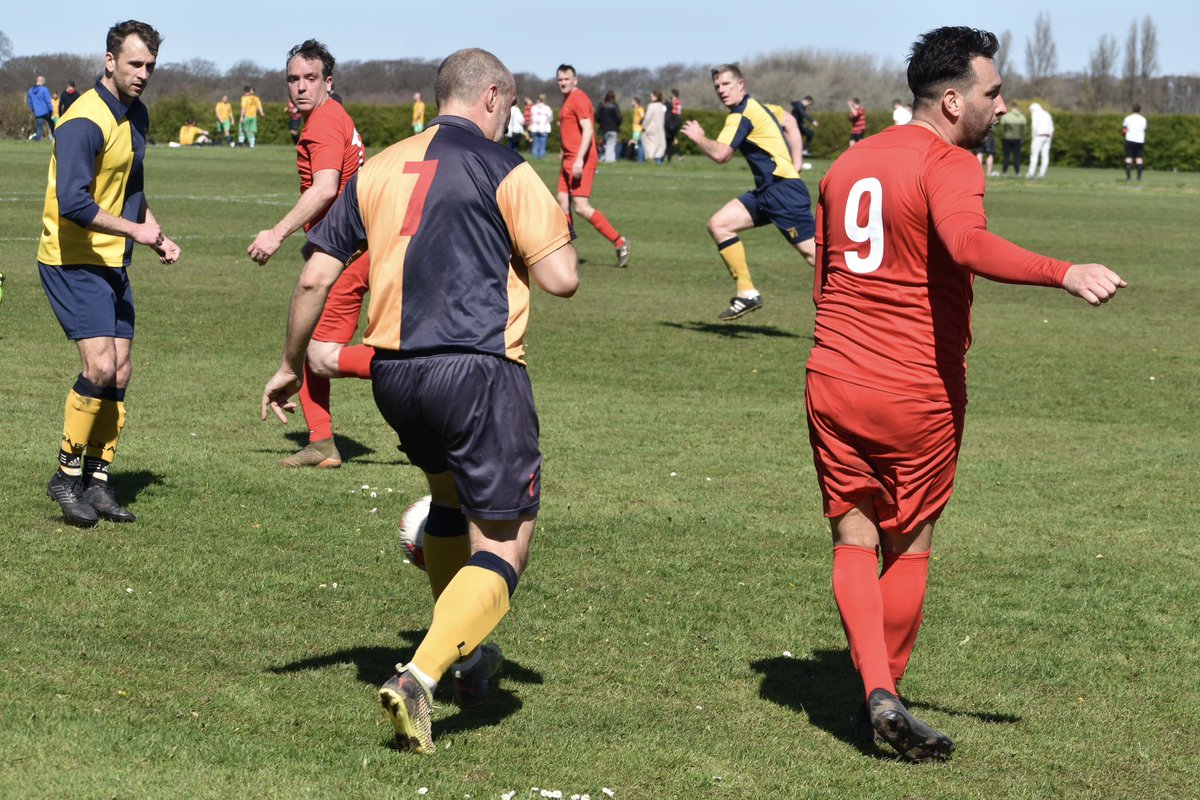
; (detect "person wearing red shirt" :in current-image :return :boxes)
[556,64,630,268]
[247,39,374,468]
[808,26,1125,762]
[847,97,867,145]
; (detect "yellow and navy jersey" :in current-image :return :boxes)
[307,115,572,365]
[240,94,263,119]
[716,96,799,188]
[38,79,148,268]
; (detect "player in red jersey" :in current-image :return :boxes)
[555,64,630,268]
[807,26,1125,762]
[247,39,374,468]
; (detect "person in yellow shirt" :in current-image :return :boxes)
[412,91,426,134]
[215,94,234,145]
[238,85,265,147]
[631,96,645,161]
[178,119,211,146]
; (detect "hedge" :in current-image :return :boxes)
[6,93,1199,171]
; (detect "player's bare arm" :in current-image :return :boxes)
[248,168,341,265]
[1062,263,1127,305]
[573,118,594,178]
[86,208,162,248]
[528,242,579,298]
[261,248,347,422]
[779,112,805,171]
[143,207,180,263]
[681,120,734,163]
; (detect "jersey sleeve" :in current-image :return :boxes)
[53,117,107,227]
[927,150,1070,286]
[717,112,752,150]
[306,174,367,263]
[496,161,573,266]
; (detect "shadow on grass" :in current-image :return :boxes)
[752,648,1022,758]
[277,430,378,463]
[114,470,166,504]
[660,320,806,339]
[267,629,545,747]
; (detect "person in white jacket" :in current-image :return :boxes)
[1026,102,1053,179]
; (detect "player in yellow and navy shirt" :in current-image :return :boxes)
[38,20,181,528]
[682,63,815,320]
[261,48,577,755]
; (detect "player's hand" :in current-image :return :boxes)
[248,229,284,265]
[261,366,302,423]
[572,157,584,180]
[133,222,164,248]
[681,120,704,142]
[1062,263,1127,306]
[155,237,181,264]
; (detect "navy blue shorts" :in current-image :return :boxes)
[372,352,541,520]
[738,179,816,244]
[39,263,135,340]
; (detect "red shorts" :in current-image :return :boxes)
[557,154,596,197]
[805,370,964,536]
[313,251,370,343]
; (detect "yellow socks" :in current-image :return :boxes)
[717,237,756,294]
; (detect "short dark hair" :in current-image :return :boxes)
[803,95,813,103]
[244,85,251,93]
[106,20,162,58]
[711,64,742,81]
[556,64,576,76]
[1132,103,1141,112]
[907,26,999,108]
[287,39,335,79]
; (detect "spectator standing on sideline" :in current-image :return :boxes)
[682,64,814,320]
[556,64,631,267]
[261,47,578,755]
[998,101,1025,175]
[641,90,667,164]
[523,96,533,129]
[892,99,912,125]
[630,96,645,161]
[973,127,997,175]
[28,76,55,141]
[529,93,552,159]
[59,80,81,115]
[808,25,1125,762]
[665,88,683,161]
[247,39,374,469]
[507,97,526,151]
[791,95,818,155]
[51,92,62,127]
[287,100,303,143]
[847,97,867,145]
[238,86,264,147]
[1122,103,1147,181]
[597,90,622,162]
[1026,102,1053,179]
[412,92,426,134]
[39,20,181,527]
[215,94,234,145]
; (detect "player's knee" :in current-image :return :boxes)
[571,197,593,217]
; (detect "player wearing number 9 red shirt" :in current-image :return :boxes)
[806,26,1126,763]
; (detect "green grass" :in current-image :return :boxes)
[2,139,1198,799]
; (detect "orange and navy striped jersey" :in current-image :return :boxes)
[307,115,572,365]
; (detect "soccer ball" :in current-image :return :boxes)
[398,495,431,570]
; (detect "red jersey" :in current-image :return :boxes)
[849,106,867,135]
[297,99,364,231]
[808,124,1071,406]
[558,88,597,160]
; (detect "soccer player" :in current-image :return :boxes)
[412,91,426,134]
[238,86,264,147]
[215,94,234,145]
[807,26,1126,762]
[555,64,630,267]
[261,47,577,754]
[247,39,374,469]
[847,97,867,145]
[39,20,181,527]
[681,64,815,320]
[1122,103,1147,181]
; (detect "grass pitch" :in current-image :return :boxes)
[1,140,1198,799]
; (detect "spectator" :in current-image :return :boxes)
[1122,103,1147,181]
[973,128,997,175]
[27,75,55,141]
[507,97,526,151]
[791,95,818,156]
[847,97,867,146]
[51,92,61,127]
[1026,102,1053,179]
[287,100,302,144]
[59,80,81,115]
[665,88,683,161]
[892,98,912,125]
[631,96,645,162]
[597,90,622,163]
[642,90,667,164]
[998,101,1025,175]
[529,93,552,159]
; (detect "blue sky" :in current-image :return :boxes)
[5,1,1195,79]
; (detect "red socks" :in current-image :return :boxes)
[832,544,895,699]
[299,361,332,442]
[587,209,621,245]
[880,550,930,685]
[337,344,375,379]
